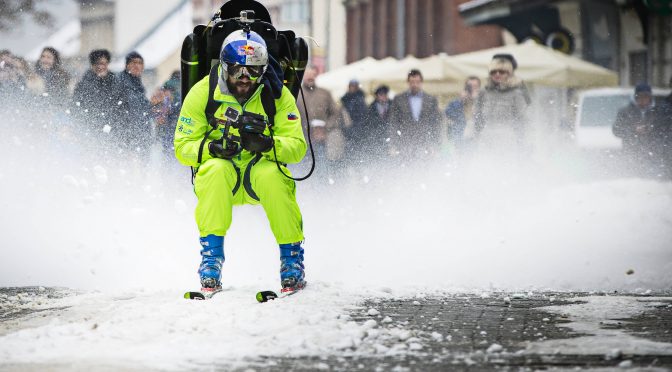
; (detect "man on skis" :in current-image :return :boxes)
[174,29,307,294]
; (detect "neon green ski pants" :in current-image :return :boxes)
[193,156,304,244]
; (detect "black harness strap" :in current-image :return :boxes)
[243,153,263,201]
[191,64,222,184]
[230,159,242,195]
[204,63,222,126]
[196,63,222,165]
[260,83,276,128]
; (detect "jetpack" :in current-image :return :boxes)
[180,0,309,103]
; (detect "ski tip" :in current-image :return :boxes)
[256,290,278,303]
[184,291,206,300]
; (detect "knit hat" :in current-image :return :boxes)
[634,83,652,96]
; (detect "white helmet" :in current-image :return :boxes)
[220,30,268,67]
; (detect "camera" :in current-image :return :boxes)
[239,10,255,24]
[224,107,240,122]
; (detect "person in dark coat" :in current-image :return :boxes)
[662,77,672,178]
[0,50,30,113]
[388,69,442,160]
[72,49,121,142]
[340,79,369,163]
[613,83,667,175]
[364,84,392,162]
[34,47,70,107]
[150,70,181,160]
[117,51,151,155]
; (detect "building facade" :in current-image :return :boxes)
[78,0,191,89]
[343,0,503,63]
[260,0,347,72]
[459,0,672,87]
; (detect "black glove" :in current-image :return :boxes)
[238,113,274,153]
[208,138,240,159]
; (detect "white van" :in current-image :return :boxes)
[573,87,671,150]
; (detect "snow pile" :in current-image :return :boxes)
[0,285,426,369]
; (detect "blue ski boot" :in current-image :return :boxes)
[279,242,305,291]
[198,235,224,290]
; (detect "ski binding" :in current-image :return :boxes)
[256,281,306,303]
[184,287,222,300]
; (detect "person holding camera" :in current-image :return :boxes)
[174,30,307,293]
[445,76,481,153]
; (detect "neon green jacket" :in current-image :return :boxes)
[174,72,306,168]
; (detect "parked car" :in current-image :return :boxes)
[573,87,671,150]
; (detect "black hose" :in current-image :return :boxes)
[267,36,315,181]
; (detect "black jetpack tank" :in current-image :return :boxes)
[179,0,309,103]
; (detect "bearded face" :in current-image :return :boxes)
[225,64,263,101]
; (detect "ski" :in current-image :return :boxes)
[256,281,306,303]
[184,287,222,300]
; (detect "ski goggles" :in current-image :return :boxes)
[226,64,264,81]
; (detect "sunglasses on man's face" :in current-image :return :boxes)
[490,69,509,76]
[227,64,264,80]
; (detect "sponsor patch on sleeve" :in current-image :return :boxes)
[177,124,193,135]
[179,116,193,125]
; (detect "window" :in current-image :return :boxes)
[281,0,309,23]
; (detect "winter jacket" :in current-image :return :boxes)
[117,70,151,148]
[362,100,391,160]
[445,98,468,141]
[72,70,121,129]
[297,84,345,161]
[174,68,306,168]
[474,76,529,146]
[388,90,442,158]
[151,87,181,151]
[613,102,666,156]
[341,90,368,143]
[34,66,70,107]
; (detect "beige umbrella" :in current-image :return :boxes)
[450,40,618,88]
[367,54,464,99]
[315,56,399,100]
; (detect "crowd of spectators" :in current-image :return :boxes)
[299,53,671,181]
[2,45,670,182]
[1,47,181,167]
[297,53,534,181]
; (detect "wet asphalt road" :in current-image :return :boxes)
[1,288,671,371]
[246,292,672,371]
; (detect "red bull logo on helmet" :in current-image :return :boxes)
[238,45,255,56]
